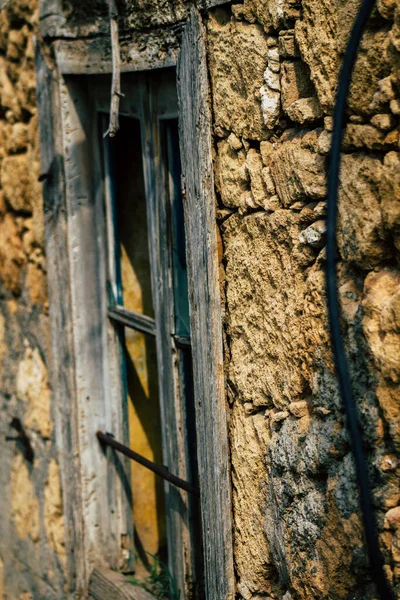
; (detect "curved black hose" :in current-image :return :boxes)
[326,1,394,599]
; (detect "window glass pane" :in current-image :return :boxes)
[163,119,190,338]
[123,327,167,566]
[111,116,154,318]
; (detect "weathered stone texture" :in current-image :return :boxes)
[210,0,400,598]
[222,210,321,410]
[363,270,400,449]
[207,10,270,139]
[269,141,326,206]
[338,154,387,269]
[0,1,65,598]
[11,453,40,542]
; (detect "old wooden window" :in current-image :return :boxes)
[97,70,203,594]
[36,9,234,600]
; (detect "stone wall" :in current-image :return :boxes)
[0,1,65,599]
[207,1,400,598]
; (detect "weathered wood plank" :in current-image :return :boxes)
[177,8,235,600]
[140,72,190,598]
[35,42,87,598]
[89,568,155,600]
[54,35,178,75]
[59,73,133,573]
[36,52,136,595]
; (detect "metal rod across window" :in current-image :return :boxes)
[96,430,200,497]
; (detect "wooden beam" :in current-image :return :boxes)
[54,35,178,75]
[177,8,235,600]
[35,42,87,597]
[108,307,156,337]
[58,73,134,573]
[89,568,155,600]
[36,44,136,597]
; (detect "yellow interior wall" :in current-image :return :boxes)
[114,118,167,568]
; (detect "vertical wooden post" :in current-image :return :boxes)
[177,9,236,600]
[35,42,87,597]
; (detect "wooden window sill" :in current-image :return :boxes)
[89,568,156,600]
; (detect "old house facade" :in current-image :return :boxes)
[0,0,399,599]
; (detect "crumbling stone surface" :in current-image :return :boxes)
[222,210,320,411]
[338,153,387,269]
[207,9,270,140]
[269,140,327,207]
[16,343,52,439]
[0,1,65,598]
[11,453,40,542]
[209,0,400,598]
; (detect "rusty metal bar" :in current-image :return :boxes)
[96,430,199,497]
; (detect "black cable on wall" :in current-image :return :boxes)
[326,1,395,599]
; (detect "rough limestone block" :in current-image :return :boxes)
[246,148,266,207]
[268,46,280,73]
[338,154,387,269]
[343,123,393,151]
[207,15,269,140]
[295,0,390,115]
[0,212,26,294]
[264,66,280,91]
[279,29,300,58]
[269,143,326,206]
[268,0,301,29]
[1,154,32,213]
[262,166,276,195]
[370,113,396,131]
[363,269,400,447]
[299,219,326,248]
[11,453,39,541]
[6,122,29,154]
[16,343,53,438]
[231,404,275,595]
[295,0,338,111]
[380,152,400,248]
[280,60,315,115]
[0,56,21,119]
[377,0,397,19]
[286,97,323,124]
[260,85,281,129]
[222,210,318,410]
[370,76,395,112]
[235,0,274,31]
[347,29,392,115]
[216,139,249,209]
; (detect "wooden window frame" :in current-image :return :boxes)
[36,8,234,600]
